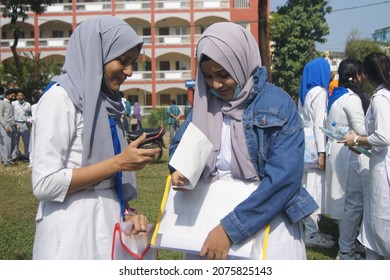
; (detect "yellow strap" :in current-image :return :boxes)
[261,223,271,260]
[151,175,171,245]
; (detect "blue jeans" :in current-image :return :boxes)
[169,124,179,143]
[12,122,30,158]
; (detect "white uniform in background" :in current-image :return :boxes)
[325,89,369,254]
[359,86,390,258]
[298,86,327,237]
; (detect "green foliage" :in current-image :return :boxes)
[1,0,57,94]
[1,0,56,19]
[345,40,382,62]
[147,108,167,128]
[270,0,331,99]
[0,53,61,101]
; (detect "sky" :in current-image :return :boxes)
[270,0,390,52]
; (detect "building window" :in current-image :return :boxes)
[234,0,250,8]
[145,94,152,106]
[160,94,170,106]
[127,95,138,105]
[143,27,151,36]
[175,60,188,70]
[235,21,250,30]
[144,61,151,71]
[175,26,187,35]
[177,94,188,106]
[52,30,64,38]
[160,61,170,71]
[159,27,169,36]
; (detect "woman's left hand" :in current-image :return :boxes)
[199,224,232,260]
[125,214,148,234]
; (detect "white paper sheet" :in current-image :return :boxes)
[168,122,213,190]
[152,178,267,259]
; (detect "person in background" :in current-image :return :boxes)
[12,88,31,161]
[28,91,43,168]
[30,91,42,118]
[184,100,192,119]
[167,99,181,143]
[30,16,160,259]
[169,22,317,260]
[132,101,142,131]
[343,52,390,259]
[328,71,339,96]
[0,85,5,162]
[0,85,4,101]
[298,57,335,249]
[120,91,131,133]
[325,58,369,260]
[0,88,17,167]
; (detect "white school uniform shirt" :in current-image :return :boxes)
[298,86,327,213]
[324,89,369,219]
[31,85,123,259]
[359,85,390,258]
[12,100,31,123]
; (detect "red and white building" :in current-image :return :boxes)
[0,0,260,111]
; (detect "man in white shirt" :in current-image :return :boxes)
[12,89,31,160]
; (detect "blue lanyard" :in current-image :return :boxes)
[109,117,125,221]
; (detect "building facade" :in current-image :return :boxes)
[372,26,390,44]
[0,0,260,112]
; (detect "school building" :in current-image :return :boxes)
[0,0,261,113]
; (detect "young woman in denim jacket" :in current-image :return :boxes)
[168,22,317,260]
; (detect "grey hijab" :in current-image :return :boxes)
[53,16,143,198]
[193,22,261,182]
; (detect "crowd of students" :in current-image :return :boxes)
[299,53,390,260]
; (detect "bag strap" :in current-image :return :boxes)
[109,117,125,221]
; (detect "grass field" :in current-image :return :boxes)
[0,142,340,260]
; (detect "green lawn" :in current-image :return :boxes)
[0,146,339,260]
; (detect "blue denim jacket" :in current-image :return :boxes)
[169,67,318,244]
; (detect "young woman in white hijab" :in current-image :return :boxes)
[30,16,160,259]
[169,22,317,260]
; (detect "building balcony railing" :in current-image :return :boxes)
[155,35,191,45]
[1,34,196,49]
[1,38,70,48]
[127,70,192,81]
[41,0,229,13]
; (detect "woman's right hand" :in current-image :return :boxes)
[117,133,160,171]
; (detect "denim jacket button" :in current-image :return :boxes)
[245,124,251,129]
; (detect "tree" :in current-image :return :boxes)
[0,52,61,101]
[258,0,271,81]
[270,0,331,99]
[1,0,55,90]
[344,29,382,61]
